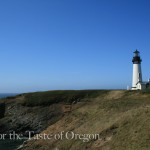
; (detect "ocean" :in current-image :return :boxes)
[0,93,24,150]
[0,93,19,99]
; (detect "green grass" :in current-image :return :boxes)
[110,106,150,150]
[22,90,109,107]
[100,98,150,112]
[140,88,150,94]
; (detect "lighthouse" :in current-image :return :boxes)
[132,50,142,90]
[131,50,150,90]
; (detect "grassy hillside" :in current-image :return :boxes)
[22,90,109,106]
[20,90,150,150]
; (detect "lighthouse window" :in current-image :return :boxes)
[134,53,139,57]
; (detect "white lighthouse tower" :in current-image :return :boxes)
[131,50,150,90]
[132,50,142,90]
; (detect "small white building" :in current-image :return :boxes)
[132,50,150,90]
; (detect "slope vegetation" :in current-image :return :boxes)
[20,90,150,150]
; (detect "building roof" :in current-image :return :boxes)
[139,82,150,85]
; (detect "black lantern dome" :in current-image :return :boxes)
[132,50,142,64]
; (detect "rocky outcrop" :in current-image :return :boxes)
[0,102,5,118]
[0,96,63,136]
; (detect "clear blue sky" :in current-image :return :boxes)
[0,0,150,93]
